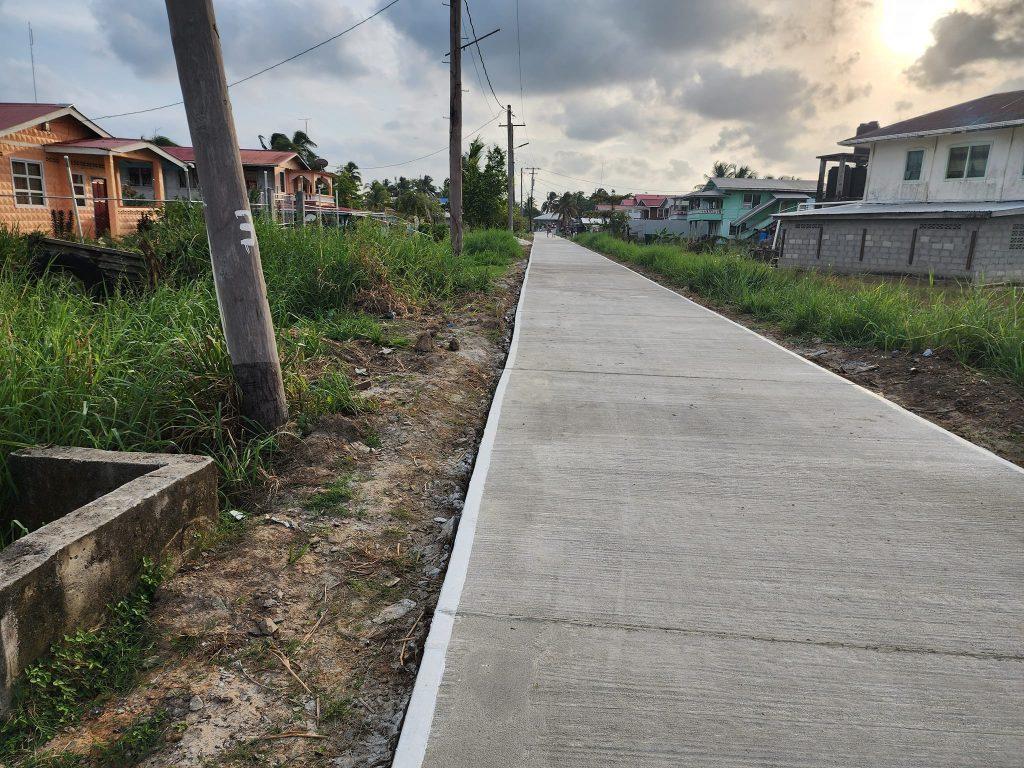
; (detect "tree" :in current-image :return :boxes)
[706,161,759,180]
[143,134,178,146]
[333,161,363,207]
[551,191,581,232]
[396,188,442,222]
[541,191,558,213]
[365,180,391,211]
[461,137,507,228]
[259,130,320,166]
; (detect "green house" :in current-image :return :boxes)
[684,178,817,240]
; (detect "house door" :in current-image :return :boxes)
[92,178,110,236]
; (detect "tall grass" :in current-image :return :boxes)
[0,214,520,509]
[577,232,1024,388]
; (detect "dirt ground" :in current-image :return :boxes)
[614,258,1024,469]
[41,251,528,767]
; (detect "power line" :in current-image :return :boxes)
[463,0,504,112]
[95,0,403,120]
[359,114,500,171]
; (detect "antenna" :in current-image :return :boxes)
[28,22,38,103]
[298,117,312,134]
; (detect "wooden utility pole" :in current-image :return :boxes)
[500,105,525,232]
[165,0,288,431]
[448,0,463,257]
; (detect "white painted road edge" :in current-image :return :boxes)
[391,247,533,768]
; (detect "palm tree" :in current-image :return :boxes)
[551,191,581,232]
[541,191,558,213]
[706,161,758,180]
[259,131,320,166]
[142,134,178,147]
[365,180,391,211]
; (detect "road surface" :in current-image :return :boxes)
[393,235,1024,767]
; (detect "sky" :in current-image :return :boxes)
[2,0,1023,202]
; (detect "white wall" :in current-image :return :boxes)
[863,125,1024,203]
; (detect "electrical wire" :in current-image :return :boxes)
[359,114,500,171]
[95,0,403,120]
[463,0,505,112]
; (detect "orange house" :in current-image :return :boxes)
[161,146,334,208]
[0,103,188,238]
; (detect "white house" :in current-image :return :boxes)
[775,90,1024,281]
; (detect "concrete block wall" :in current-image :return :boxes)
[778,215,1024,282]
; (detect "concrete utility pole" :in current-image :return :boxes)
[523,166,538,222]
[165,0,288,431]
[448,0,463,257]
[500,105,525,232]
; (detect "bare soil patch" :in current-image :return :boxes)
[612,257,1024,468]
[38,251,528,767]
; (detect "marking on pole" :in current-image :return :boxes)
[235,209,255,252]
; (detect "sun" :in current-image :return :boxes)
[877,0,957,59]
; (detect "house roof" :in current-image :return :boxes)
[0,102,111,139]
[840,90,1024,145]
[163,145,310,168]
[633,194,668,206]
[707,177,817,193]
[775,200,1024,219]
[45,138,188,168]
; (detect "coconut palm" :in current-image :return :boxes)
[259,131,320,166]
[365,180,392,211]
[541,191,558,213]
[551,191,581,231]
[706,161,758,180]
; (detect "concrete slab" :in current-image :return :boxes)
[393,236,1024,767]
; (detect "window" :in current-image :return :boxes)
[742,192,761,208]
[11,159,45,206]
[946,144,989,179]
[904,149,924,181]
[126,165,153,187]
[278,171,285,191]
[71,173,86,206]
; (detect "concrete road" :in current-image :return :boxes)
[393,236,1024,767]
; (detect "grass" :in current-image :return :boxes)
[304,473,358,515]
[0,560,166,760]
[0,213,520,513]
[577,232,1024,389]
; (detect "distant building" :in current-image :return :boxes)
[161,146,334,209]
[0,102,188,238]
[776,90,1024,281]
[683,177,816,239]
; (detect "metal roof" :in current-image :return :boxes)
[840,90,1024,145]
[45,138,188,168]
[164,145,309,168]
[0,102,111,139]
[775,200,1024,219]
[706,177,817,193]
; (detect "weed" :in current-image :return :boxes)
[287,541,311,566]
[0,219,519,513]
[304,474,357,514]
[0,560,166,759]
[319,694,355,723]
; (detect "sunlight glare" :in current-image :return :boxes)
[878,0,957,59]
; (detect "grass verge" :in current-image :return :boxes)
[0,217,521,510]
[577,232,1024,388]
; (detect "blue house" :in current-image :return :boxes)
[684,177,817,240]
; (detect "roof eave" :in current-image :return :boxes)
[840,118,1024,146]
[0,105,113,140]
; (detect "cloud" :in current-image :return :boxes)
[89,0,368,82]
[906,1,1024,87]
[386,0,762,95]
